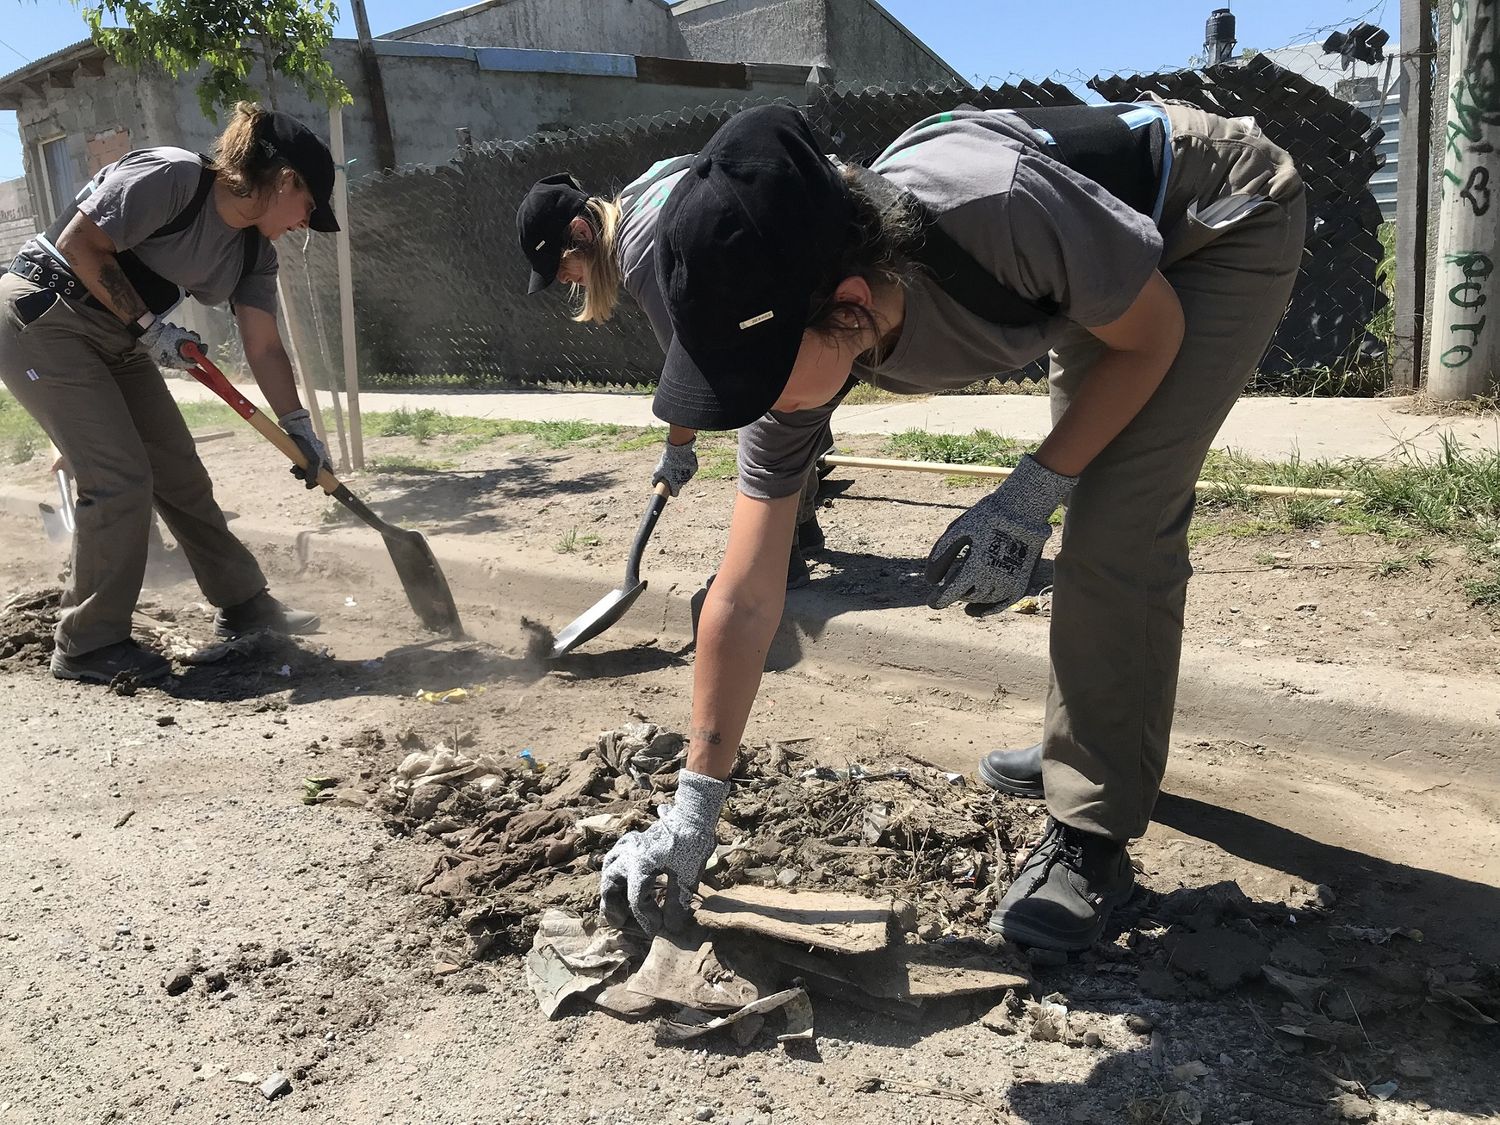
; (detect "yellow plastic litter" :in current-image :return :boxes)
[414,687,483,705]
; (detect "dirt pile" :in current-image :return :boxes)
[369,720,1037,954]
[0,588,60,669]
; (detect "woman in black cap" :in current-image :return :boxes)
[0,102,341,685]
[599,102,1306,951]
[515,166,827,587]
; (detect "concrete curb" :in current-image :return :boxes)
[6,483,1493,790]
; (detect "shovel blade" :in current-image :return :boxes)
[380,526,464,637]
[38,502,69,544]
[550,579,648,658]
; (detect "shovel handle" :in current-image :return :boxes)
[622,483,671,588]
[182,344,342,494]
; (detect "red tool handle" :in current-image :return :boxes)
[182,343,259,421]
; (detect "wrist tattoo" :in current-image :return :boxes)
[691,727,723,747]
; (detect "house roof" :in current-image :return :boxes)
[383,0,675,43]
[0,39,106,98]
[382,0,963,83]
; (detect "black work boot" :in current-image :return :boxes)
[51,640,171,685]
[797,512,825,552]
[989,818,1135,952]
[215,590,321,638]
[978,743,1044,799]
[786,540,810,590]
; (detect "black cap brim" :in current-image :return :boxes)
[528,269,553,295]
[310,200,340,233]
[652,320,803,430]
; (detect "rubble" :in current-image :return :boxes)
[359,718,1500,1062]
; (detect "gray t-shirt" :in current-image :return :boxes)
[738,109,1168,501]
[72,147,278,314]
[616,157,692,350]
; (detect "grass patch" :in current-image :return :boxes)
[554,528,600,553]
[886,428,1033,466]
[1,392,45,461]
[616,428,669,452]
[368,454,456,473]
[697,445,738,481]
[1,392,238,463]
[365,408,621,450]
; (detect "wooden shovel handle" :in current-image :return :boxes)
[181,344,342,494]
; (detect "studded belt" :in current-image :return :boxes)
[9,252,107,309]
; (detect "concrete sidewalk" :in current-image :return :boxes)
[168,379,1500,462]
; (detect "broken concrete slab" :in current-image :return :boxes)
[695,885,893,954]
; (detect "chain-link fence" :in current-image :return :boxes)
[277,56,1391,395]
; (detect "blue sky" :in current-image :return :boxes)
[1,0,1395,181]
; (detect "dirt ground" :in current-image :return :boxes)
[0,420,1497,1125]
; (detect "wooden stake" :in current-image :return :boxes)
[329,104,365,470]
[816,454,1362,501]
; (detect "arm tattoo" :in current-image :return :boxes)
[690,727,723,747]
[93,256,149,323]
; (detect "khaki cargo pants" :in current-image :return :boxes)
[0,274,267,656]
[1042,102,1308,841]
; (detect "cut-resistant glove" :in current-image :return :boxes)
[599,769,729,934]
[925,453,1076,610]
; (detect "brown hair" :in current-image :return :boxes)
[210,101,303,200]
[565,196,625,325]
[805,164,922,361]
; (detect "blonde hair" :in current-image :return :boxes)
[566,196,625,324]
[210,101,303,200]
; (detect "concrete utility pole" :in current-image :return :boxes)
[1393,0,1436,392]
[1426,0,1500,399]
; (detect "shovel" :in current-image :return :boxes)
[181,344,464,638]
[37,446,76,544]
[551,481,671,658]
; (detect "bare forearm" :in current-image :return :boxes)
[668,424,697,446]
[245,345,304,418]
[64,242,148,325]
[686,586,785,778]
[1035,345,1175,477]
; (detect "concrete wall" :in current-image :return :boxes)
[388,0,686,58]
[0,176,37,260]
[674,0,829,67]
[824,0,958,86]
[10,57,167,229]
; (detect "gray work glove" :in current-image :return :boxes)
[139,318,204,371]
[599,769,729,934]
[651,435,698,497]
[278,408,332,490]
[925,453,1077,610]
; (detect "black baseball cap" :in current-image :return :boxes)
[517,173,590,294]
[261,111,340,233]
[652,104,852,430]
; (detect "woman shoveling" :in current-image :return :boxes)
[1,104,340,685]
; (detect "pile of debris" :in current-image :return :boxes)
[365,721,1041,1040]
[0,588,60,669]
[373,721,1039,950]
